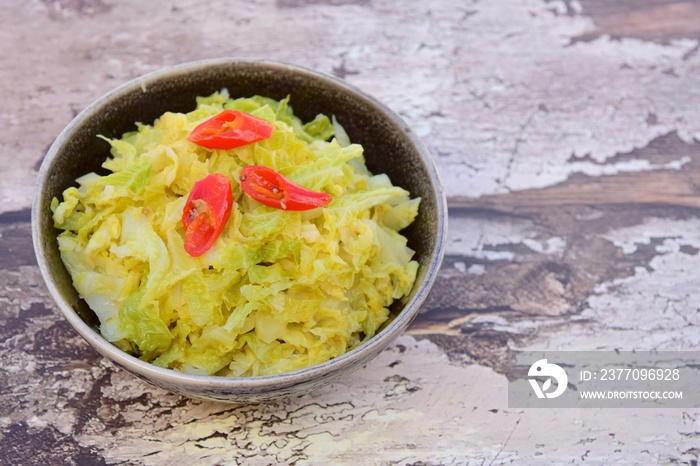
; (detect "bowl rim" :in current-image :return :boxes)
[31,57,448,392]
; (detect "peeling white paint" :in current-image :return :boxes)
[3,0,700,464]
[446,215,564,261]
[566,156,691,178]
[523,236,567,256]
[603,217,699,255]
[543,218,700,351]
[4,0,700,212]
[61,336,700,465]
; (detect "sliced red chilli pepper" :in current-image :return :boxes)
[239,165,332,211]
[182,173,233,257]
[187,110,274,150]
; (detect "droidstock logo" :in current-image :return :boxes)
[528,359,568,399]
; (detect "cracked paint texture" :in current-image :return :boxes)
[2,0,700,464]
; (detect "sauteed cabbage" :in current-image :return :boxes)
[52,91,420,376]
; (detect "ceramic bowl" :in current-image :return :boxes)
[32,59,447,403]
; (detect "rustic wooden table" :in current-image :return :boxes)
[3,0,700,464]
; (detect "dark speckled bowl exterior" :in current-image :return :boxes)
[32,59,447,403]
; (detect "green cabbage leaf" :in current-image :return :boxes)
[52,92,420,377]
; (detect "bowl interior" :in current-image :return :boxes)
[34,60,446,394]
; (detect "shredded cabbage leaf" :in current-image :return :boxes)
[52,91,420,377]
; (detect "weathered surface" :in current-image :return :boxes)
[2,0,700,464]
